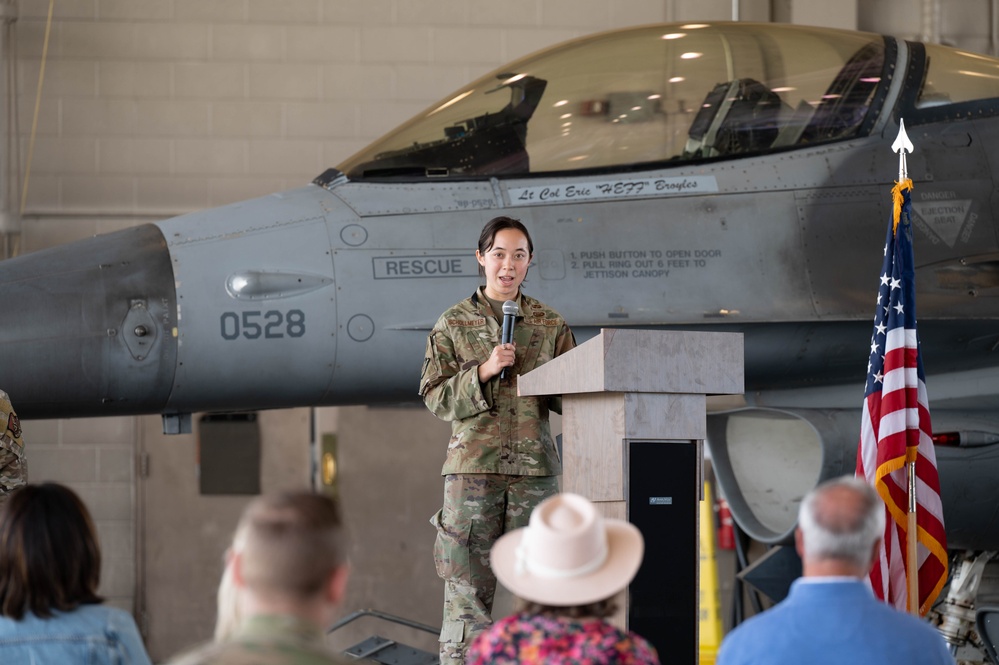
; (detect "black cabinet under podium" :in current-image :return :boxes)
[628,438,700,660]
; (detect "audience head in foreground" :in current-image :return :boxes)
[213,517,250,643]
[796,474,886,577]
[0,483,151,664]
[466,492,660,665]
[716,476,954,665]
[168,490,350,665]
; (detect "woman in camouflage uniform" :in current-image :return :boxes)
[420,216,575,664]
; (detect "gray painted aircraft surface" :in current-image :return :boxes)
[4,22,999,640]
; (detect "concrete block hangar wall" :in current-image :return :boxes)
[7,0,991,659]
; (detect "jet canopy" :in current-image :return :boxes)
[337,22,999,181]
[339,22,898,180]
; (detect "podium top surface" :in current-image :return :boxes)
[518,329,743,397]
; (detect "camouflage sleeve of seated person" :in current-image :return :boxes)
[0,391,26,501]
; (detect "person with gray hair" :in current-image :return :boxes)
[716,476,953,665]
[167,491,351,665]
[796,476,886,574]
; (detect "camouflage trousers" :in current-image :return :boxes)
[430,473,559,665]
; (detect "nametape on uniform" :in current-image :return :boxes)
[447,318,486,327]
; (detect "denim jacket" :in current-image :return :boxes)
[0,604,152,664]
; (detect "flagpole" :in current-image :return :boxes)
[907,461,919,614]
[893,119,920,616]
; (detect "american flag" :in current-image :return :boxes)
[856,179,948,616]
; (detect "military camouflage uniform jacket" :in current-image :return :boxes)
[420,287,575,476]
[166,614,348,665]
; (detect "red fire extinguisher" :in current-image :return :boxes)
[716,495,735,550]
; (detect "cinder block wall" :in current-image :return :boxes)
[13,0,691,224]
[10,0,992,660]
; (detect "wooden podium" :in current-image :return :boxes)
[519,329,744,663]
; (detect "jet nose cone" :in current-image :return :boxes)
[0,224,177,418]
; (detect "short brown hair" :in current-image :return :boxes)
[516,596,618,619]
[0,483,103,619]
[238,491,347,602]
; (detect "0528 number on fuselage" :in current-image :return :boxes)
[220,310,305,340]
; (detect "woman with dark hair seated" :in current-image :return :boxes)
[0,483,152,663]
[467,492,659,664]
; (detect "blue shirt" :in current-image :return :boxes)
[716,578,954,665]
[0,603,152,665]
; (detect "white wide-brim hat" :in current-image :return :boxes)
[490,492,644,606]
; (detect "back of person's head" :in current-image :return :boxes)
[797,476,885,570]
[236,491,347,603]
[213,521,250,643]
[0,483,103,619]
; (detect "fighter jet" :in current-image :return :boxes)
[3,19,999,648]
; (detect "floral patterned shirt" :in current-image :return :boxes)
[466,612,660,665]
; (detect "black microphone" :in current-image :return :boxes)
[500,300,518,380]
